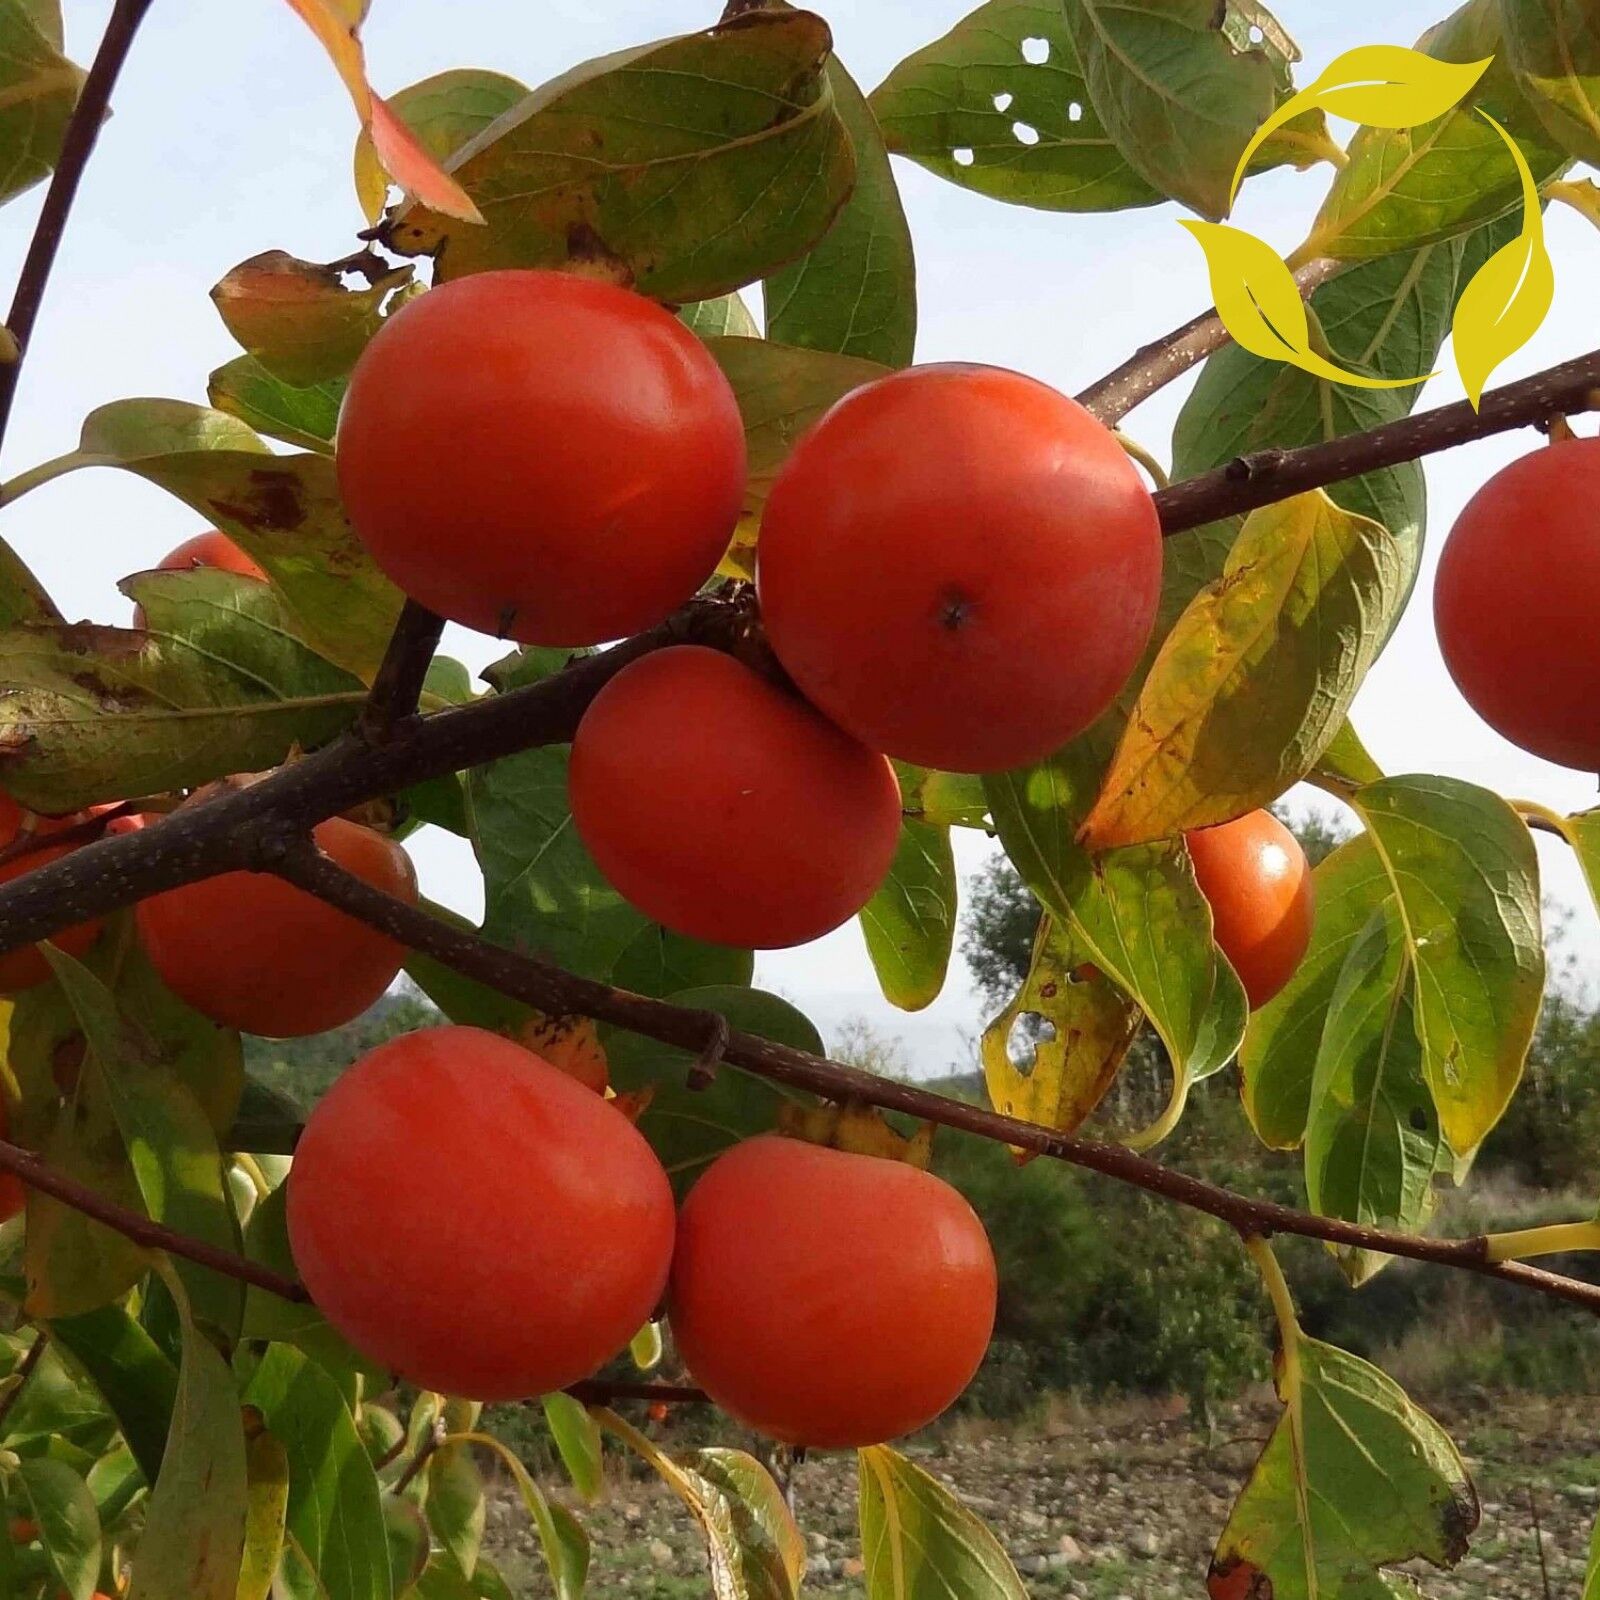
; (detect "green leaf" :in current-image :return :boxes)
[542,1393,604,1503]
[17,1456,100,1600]
[980,915,1140,1135]
[210,252,413,387]
[1310,720,1385,793]
[237,1425,291,1600]
[0,532,60,629]
[47,1303,179,1482]
[86,1442,143,1528]
[242,1343,393,1600]
[207,356,344,454]
[1502,0,1600,165]
[1304,907,1445,1284]
[1209,1335,1477,1599]
[378,68,528,164]
[1080,492,1405,849]
[858,1444,1026,1599]
[128,1260,249,1600]
[1064,0,1323,221]
[225,1075,303,1157]
[987,735,1248,1134]
[427,1442,486,1578]
[454,1433,589,1600]
[606,986,819,1190]
[1240,835,1394,1149]
[1553,808,1600,919]
[0,570,366,811]
[0,1338,114,1453]
[44,947,245,1342]
[764,56,915,367]
[1350,776,1543,1157]
[860,815,956,1013]
[388,11,854,304]
[679,294,760,338]
[0,0,84,207]
[703,335,887,579]
[383,1495,432,1593]
[1298,0,1569,260]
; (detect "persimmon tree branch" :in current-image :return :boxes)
[264,842,1600,1318]
[0,1136,308,1301]
[361,599,445,742]
[0,0,156,465]
[1075,256,1344,425]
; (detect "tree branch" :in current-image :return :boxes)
[0,1137,307,1302]
[1075,256,1344,425]
[0,0,156,465]
[361,600,445,743]
[564,1380,709,1406]
[269,845,1600,1319]
[1152,346,1600,535]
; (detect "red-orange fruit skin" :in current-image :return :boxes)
[336,270,746,646]
[287,1025,675,1400]
[1433,438,1600,770]
[669,1135,998,1448]
[0,794,105,991]
[136,816,416,1037]
[756,364,1162,773]
[569,646,902,949]
[157,530,267,582]
[1185,811,1314,1011]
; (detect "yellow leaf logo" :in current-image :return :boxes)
[1229,45,1492,206]
[1181,221,1433,390]
[1450,112,1554,409]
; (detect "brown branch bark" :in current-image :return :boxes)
[361,600,445,743]
[564,1380,709,1405]
[0,0,156,464]
[1075,256,1344,425]
[269,845,1600,1319]
[0,1137,307,1302]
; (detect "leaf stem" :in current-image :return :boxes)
[1245,1235,1301,1352]
[1484,1220,1600,1263]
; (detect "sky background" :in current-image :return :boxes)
[4,1,1598,1072]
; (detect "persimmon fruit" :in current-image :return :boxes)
[136,815,415,1036]
[569,646,901,949]
[668,1134,997,1447]
[155,529,266,582]
[287,1025,675,1399]
[1433,438,1600,770]
[0,795,106,991]
[756,363,1162,773]
[336,270,746,646]
[1185,811,1313,1011]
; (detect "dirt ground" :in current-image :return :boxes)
[483,1390,1600,1598]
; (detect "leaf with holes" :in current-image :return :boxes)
[980,915,1140,1135]
[764,55,915,367]
[705,336,887,578]
[0,571,366,812]
[0,0,84,207]
[1351,776,1543,1157]
[1208,1335,1477,1599]
[860,770,957,1012]
[1501,0,1600,165]
[388,12,853,304]
[207,357,344,453]
[1080,492,1405,849]
[210,251,413,387]
[1304,906,1447,1284]
[859,1445,1027,1599]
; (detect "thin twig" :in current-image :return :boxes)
[0,1137,307,1302]
[266,845,1600,1319]
[393,1422,444,1495]
[0,1331,49,1434]
[0,0,156,465]
[361,600,445,743]
[1075,257,1343,425]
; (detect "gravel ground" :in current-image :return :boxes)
[483,1391,1600,1598]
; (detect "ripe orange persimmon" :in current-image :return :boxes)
[336,270,746,646]
[1434,438,1600,770]
[669,1135,997,1447]
[756,364,1162,773]
[136,816,415,1036]
[569,646,901,949]
[0,795,106,991]
[287,1025,675,1399]
[156,529,266,582]
[1185,811,1313,1011]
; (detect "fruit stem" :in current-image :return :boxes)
[1112,431,1170,489]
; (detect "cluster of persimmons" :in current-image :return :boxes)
[2,268,1593,1447]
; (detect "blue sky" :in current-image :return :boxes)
[4,1,1599,1069]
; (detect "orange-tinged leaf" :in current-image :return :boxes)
[280,0,368,116]
[369,94,483,223]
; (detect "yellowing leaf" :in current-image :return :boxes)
[1230,44,1490,202]
[1181,221,1433,389]
[1450,111,1554,408]
[1548,176,1600,229]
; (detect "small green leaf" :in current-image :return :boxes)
[1501,0,1600,166]
[764,55,916,367]
[0,0,84,207]
[388,11,854,304]
[383,1495,432,1593]
[373,67,527,165]
[427,1441,486,1577]
[454,1433,589,1600]
[630,1321,664,1372]
[1553,808,1600,919]
[860,816,956,1013]
[225,1075,303,1156]
[237,1426,291,1600]
[1310,720,1384,793]
[17,1457,100,1600]
[207,356,344,454]
[678,294,760,338]
[858,1444,1026,1599]
[542,1393,604,1502]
